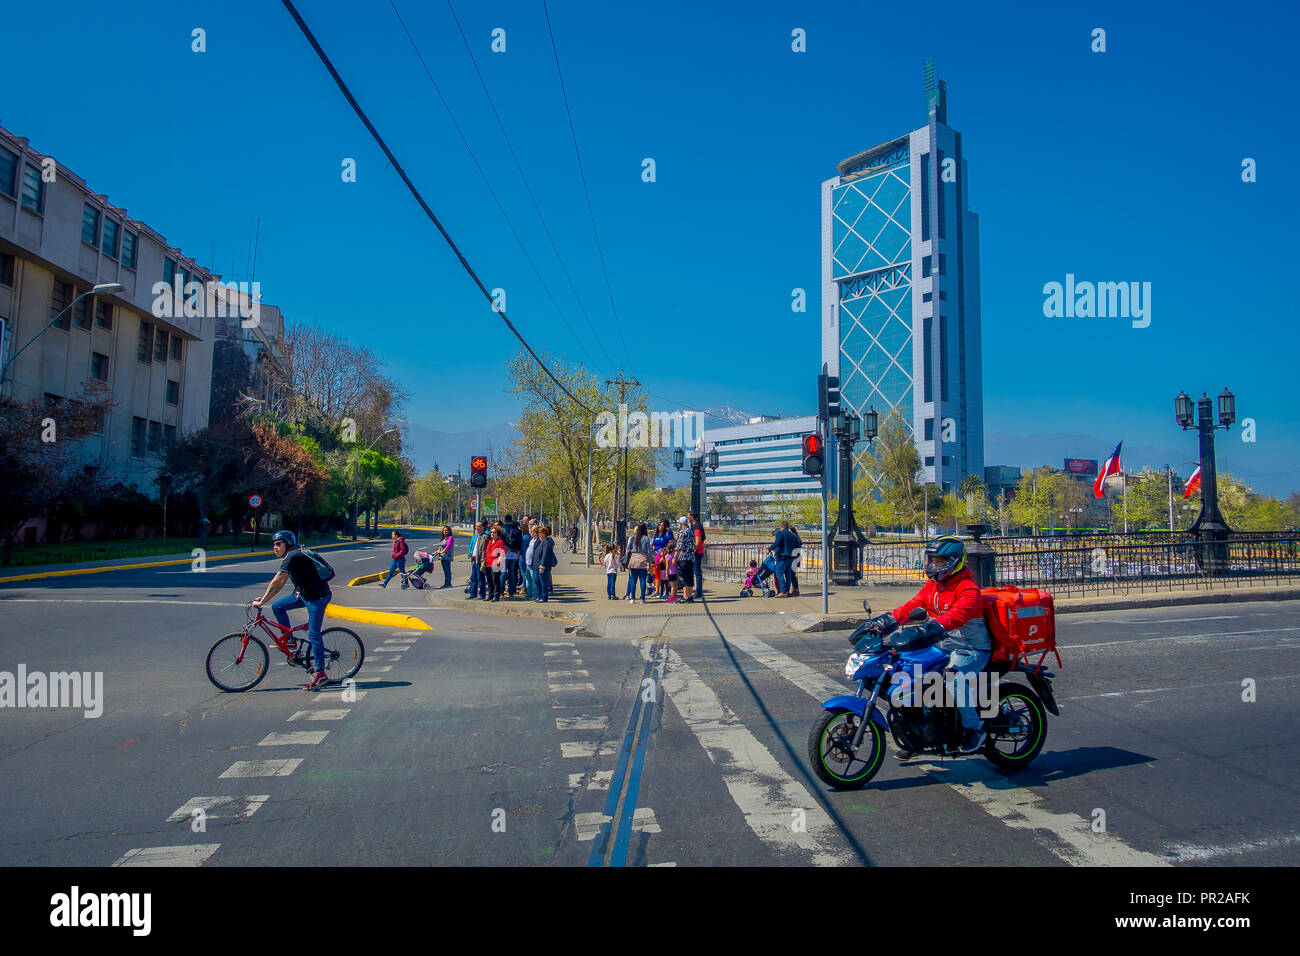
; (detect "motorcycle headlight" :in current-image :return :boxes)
[845,653,868,679]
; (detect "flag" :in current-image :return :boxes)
[1094,441,1122,499]
[1184,465,1202,499]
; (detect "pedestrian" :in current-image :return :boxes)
[768,520,798,597]
[531,524,557,602]
[787,522,803,596]
[674,516,695,603]
[501,514,523,597]
[380,529,408,588]
[689,511,707,598]
[663,541,680,602]
[466,520,487,598]
[436,525,455,588]
[602,543,619,599]
[484,525,506,601]
[625,522,652,603]
[652,520,673,597]
[524,524,540,598]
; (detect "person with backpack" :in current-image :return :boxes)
[529,524,558,602]
[380,530,409,588]
[253,530,334,690]
[501,514,523,597]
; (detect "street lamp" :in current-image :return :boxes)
[350,426,399,539]
[1174,387,1235,573]
[1,282,125,384]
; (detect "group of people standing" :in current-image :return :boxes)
[603,512,706,604]
[465,514,558,603]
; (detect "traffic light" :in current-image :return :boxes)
[470,455,487,488]
[819,372,840,420]
[801,433,824,477]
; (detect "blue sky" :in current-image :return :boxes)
[5,0,1298,494]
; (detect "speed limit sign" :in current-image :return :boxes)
[469,496,480,510]
[249,494,263,508]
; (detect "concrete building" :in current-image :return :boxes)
[821,67,984,494]
[984,464,1022,503]
[703,415,820,521]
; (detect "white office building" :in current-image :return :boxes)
[703,415,821,521]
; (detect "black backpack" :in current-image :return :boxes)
[298,546,336,583]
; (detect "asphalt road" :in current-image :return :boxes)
[2,530,1297,866]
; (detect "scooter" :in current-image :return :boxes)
[807,602,1060,790]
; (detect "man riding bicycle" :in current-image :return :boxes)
[252,530,332,690]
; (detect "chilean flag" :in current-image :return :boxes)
[1094,442,1122,498]
[1184,465,1202,499]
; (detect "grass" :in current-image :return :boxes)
[2,531,353,569]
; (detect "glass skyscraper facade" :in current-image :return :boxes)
[821,75,983,493]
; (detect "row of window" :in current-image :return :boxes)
[717,432,807,446]
[49,279,113,332]
[0,145,44,213]
[81,203,138,269]
[130,417,176,458]
[137,321,183,363]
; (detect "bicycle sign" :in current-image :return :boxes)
[249,494,263,508]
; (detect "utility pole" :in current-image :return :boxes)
[604,371,640,552]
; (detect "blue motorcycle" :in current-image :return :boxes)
[807,604,1061,790]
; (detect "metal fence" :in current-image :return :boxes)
[702,542,823,584]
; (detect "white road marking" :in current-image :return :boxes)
[725,635,845,700]
[550,682,597,692]
[317,689,366,702]
[544,649,581,658]
[568,770,615,791]
[728,635,1168,867]
[1059,672,1300,702]
[258,731,329,746]
[166,795,268,823]
[391,630,424,635]
[1165,832,1300,862]
[1065,626,1300,650]
[288,709,349,721]
[647,643,851,866]
[560,741,618,758]
[544,642,576,647]
[648,861,677,867]
[574,808,660,841]
[220,759,303,778]
[363,666,392,673]
[555,716,608,731]
[113,844,222,867]
[548,670,590,678]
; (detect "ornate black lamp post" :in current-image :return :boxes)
[674,445,718,525]
[1175,388,1234,573]
[829,406,877,585]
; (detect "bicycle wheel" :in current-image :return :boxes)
[206,632,270,692]
[320,627,365,682]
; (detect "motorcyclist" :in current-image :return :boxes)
[865,535,991,758]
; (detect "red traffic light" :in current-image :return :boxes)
[471,455,487,471]
[801,433,824,477]
[802,434,822,456]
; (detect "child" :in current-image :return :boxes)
[602,544,619,599]
[663,542,678,602]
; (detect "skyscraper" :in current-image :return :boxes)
[821,66,983,493]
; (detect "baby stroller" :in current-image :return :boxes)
[402,549,436,589]
[740,555,779,597]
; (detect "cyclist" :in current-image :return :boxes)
[252,530,332,690]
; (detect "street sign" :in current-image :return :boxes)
[469,496,480,510]
[248,495,262,508]
[482,497,498,516]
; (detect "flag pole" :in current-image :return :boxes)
[1122,470,1129,534]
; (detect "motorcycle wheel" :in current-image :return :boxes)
[808,708,886,790]
[983,683,1048,770]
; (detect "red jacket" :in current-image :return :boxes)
[892,567,982,632]
[484,538,506,569]
[392,537,408,560]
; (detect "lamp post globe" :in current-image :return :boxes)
[1217,388,1235,428]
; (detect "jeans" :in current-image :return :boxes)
[505,555,518,595]
[523,565,535,597]
[382,557,406,586]
[537,567,552,601]
[773,557,792,593]
[628,567,648,600]
[440,558,452,587]
[273,593,330,672]
[606,573,617,597]
[693,551,705,594]
[945,646,992,731]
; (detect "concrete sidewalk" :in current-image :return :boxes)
[392,547,1300,637]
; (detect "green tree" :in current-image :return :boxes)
[864,407,923,532]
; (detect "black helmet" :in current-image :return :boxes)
[271,530,297,548]
[923,535,965,582]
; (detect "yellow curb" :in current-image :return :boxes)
[0,538,376,584]
[324,604,432,630]
[348,572,384,586]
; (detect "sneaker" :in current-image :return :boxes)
[666,596,676,603]
[304,670,330,691]
[892,747,918,761]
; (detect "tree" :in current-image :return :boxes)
[708,492,730,526]
[864,407,923,532]
[1009,467,1072,534]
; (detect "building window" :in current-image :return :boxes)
[91,351,108,381]
[938,254,947,275]
[939,315,949,402]
[924,418,934,441]
[94,298,113,330]
[0,146,16,197]
[920,152,931,241]
[131,417,146,457]
[49,280,71,331]
[924,456,935,467]
[138,320,153,363]
[154,328,169,361]
[162,257,175,285]
[166,379,179,405]
[922,315,933,403]
[164,424,176,449]
[922,255,931,277]
[73,292,91,330]
[936,150,945,239]
[121,231,138,270]
[101,218,120,259]
[147,420,162,455]
[21,164,43,212]
[169,335,182,361]
[81,204,100,245]
[922,292,932,303]
[942,456,951,466]
[0,251,14,287]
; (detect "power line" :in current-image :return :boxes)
[541,0,633,370]
[387,0,604,374]
[279,0,593,415]
[444,0,618,377]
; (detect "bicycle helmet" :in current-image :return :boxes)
[271,530,297,548]
[923,535,965,582]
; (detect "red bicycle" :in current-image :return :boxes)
[206,603,365,692]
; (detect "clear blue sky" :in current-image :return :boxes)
[5,0,1298,495]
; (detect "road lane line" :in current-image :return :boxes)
[362,665,392,673]
[1064,626,1300,650]
[1165,832,1300,862]
[288,709,350,721]
[112,844,222,867]
[729,635,1167,867]
[1058,672,1300,702]
[574,808,660,841]
[560,741,618,758]
[220,759,303,778]
[556,717,608,731]
[548,670,590,678]
[258,732,329,746]
[550,682,596,692]
[569,770,615,790]
[646,642,851,866]
[166,796,269,822]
